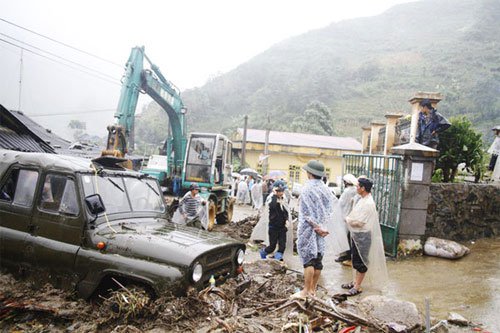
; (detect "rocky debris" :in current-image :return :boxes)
[0,260,489,332]
[447,312,469,326]
[424,237,470,259]
[397,239,423,257]
[357,295,423,332]
[216,215,260,242]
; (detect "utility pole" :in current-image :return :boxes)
[18,49,23,111]
[241,115,248,167]
[263,114,270,175]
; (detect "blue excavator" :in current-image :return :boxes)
[102,46,234,230]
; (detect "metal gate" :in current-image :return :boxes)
[342,154,404,257]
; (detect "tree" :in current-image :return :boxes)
[68,120,87,141]
[68,120,86,130]
[134,103,169,154]
[290,101,335,136]
[435,116,485,182]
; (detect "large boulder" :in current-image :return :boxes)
[424,237,470,259]
[358,295,423,332]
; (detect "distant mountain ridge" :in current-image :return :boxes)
[179,0,500,142]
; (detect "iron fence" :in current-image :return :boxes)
[342,154,404,256]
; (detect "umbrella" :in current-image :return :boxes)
[231,172,241,178]
[240,168,259,178]
[268,170,287,179]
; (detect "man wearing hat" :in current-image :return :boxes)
[416,99,451,149]
[258,180,290,261]
[488,125,500,181]
[179,183,206,228]
[341,177,387,296]
[292,160,336,299]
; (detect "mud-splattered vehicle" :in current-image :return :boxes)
[0,150,245,298]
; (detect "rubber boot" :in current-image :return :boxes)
[274,252,283,261]
[259,248,267,259]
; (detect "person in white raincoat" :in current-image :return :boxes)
[250,180,294,262]
[236,177,250,204]
[251,180,264,210]
[342,177,388,296]
[488,126,500,181]
[334,174,359,263]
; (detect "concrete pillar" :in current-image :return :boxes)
[408,92,443,143]
[392,144,439,241]
[384,114,403,155]
[361,126,371,153]
[369,121,385,154]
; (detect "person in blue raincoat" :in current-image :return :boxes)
[416,99,451,149]
[291,160,335,299]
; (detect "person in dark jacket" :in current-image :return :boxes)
[416,99,451,149]
[260,181,289,261]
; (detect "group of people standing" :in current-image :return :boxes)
[251,159,388,299]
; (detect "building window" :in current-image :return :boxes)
[256,165,263,175]
[289,165,301,183]
[325,168,331,181]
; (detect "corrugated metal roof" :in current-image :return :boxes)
[0,104,102,158]
[236,128,362,151]
[8,109,70,149]
[0,127,48,152]
[0,105,55,153]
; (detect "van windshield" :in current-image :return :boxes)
[81,174,165,215]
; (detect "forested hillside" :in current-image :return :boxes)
[138,0,500,146]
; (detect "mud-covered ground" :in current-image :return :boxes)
[0,256,367,332]
[0,214,374,333]
[0,214,484,332]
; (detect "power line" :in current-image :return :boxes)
[0,38,121,86]
[0,17,123,68]
[29,108,116,117]
[1,32,119,82]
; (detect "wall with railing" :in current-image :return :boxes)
[425,183,500,241]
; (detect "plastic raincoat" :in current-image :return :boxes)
[345,193,388,289]
[172,200,209,230]
[297,179,337,265]
[251,182,263,210]
[324,187,356,256]
[236,180,250,204]
[416,109,451,147]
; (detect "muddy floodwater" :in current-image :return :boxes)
[253,236,499,331]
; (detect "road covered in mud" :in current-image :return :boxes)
[1,207,496,332]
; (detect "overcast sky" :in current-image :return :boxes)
[0,0,413,138]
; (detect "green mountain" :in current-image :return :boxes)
[179,0,500,143]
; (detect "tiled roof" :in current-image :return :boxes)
[236,128,362,151]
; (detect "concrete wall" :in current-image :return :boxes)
[425,183,500,241]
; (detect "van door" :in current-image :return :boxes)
[0,168,40,269]
[29,173,83,289]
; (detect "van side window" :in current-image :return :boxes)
[40,174,79,215]
[0,169,39,207]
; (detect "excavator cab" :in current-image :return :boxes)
[182,133,234,230]
[183,133,232,188]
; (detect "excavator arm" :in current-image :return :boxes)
[102,46,186,175]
